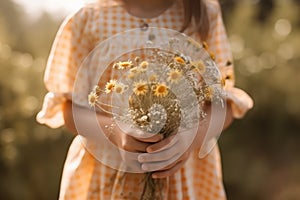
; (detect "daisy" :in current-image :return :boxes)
[128,67,140,79]
[116,61,133,69]
[105,79,117,94]
[133,81,148,96]
[167,69,182,84]
[149,74,158,82]
[88,92,98,107]
[139,61,149,71]
[191,60,206,73]
[114,82,127,94]
[154,83,169,98]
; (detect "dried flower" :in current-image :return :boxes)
[154,83,169,98]
[134,56,140,63]
[168,69,182,84]
[202,42,208,50]
[139,61,149,71]
[149,74,158,82]
[130,67,139,73]
[115,61,133,69]
[92,85,101,95]
[133,81,148,96]
[88,92,98,107]
[191,60,206,73]
[128,67,140,79]
[128,73,136,79]
[174,56,186,64]
[114,82,127,94]
[204,86,214,101]
[105,79,117,94]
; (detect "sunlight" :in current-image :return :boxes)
[13,0,87,17]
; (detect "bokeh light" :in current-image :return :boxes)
[274,19,292,37]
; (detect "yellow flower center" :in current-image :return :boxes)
[133,82,148,96]
[168,69,182,83]
[115,86,124,94]
[105,80,117,93]
[149,74,157,82]
[117,61,133,69]
[154,84,169,98]
[174,56,185,64]
[140,61,149,69]
[107,84,114,90]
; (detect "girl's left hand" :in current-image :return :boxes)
[137,127,200,179]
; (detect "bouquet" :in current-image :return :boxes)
[87,42,225,199]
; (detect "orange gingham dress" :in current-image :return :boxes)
[37,0,253,199]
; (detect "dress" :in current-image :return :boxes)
[36,0,253,199]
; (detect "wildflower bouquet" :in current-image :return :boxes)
[89,47,223,132]
[85,28,226,200]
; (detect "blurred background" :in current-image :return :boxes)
[0,0,299,199]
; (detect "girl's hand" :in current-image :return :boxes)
[150,150,191,179]
[137,127,200,178]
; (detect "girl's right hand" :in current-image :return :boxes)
[109,126,163,153]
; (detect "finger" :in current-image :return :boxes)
[146,134,178,153]
[141,152,180,171]
[119,148,140,161]
[138,144,179,163]
[120,135,148,152]
[158,151,190,171]
[131,138,149,152]
[136,133,163,143]
[151,160,185,179]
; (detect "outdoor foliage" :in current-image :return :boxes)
[0,0,299,199]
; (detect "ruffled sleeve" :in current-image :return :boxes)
[206,1,253,118]
[36,8,92,128]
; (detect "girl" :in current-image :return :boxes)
[37,0,253,199]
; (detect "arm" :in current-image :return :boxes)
[62,100,162,152]
[193,102,234,149]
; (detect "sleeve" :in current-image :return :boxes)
[206,1,253,118]
[36,8,92,128]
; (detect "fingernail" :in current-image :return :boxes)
[146,147,153,153]
[142,164,147,171]
[138,155,144,162]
